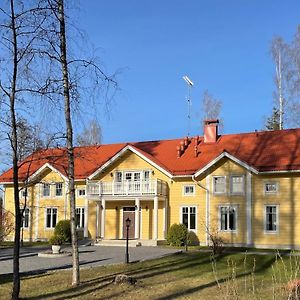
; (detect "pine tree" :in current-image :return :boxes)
[265,107,281,130]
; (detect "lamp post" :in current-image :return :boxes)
[125,217,131,264]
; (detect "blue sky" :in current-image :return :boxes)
[74,0,300,144]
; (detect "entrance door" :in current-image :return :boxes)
[123,207,135,239]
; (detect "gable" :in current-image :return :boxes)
[88,145,173,180]
[91,150,170,182]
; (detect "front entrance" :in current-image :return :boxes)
[122,207,135,239]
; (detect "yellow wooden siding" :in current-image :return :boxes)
[252,174,300,247]
[206,159,247,245]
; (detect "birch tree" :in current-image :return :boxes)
[0,1,47,298]
[76,119,102,146]
[201,90,223,132]
[38,0,117,286]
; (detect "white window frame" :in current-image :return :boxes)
[20,189,29,199]
[76,207,85,229]
[213,176,226,195]
[45,207,58,229]
[55,183,63,197]
[42,183,51,198]
[20,207,30,229]
[77,188,86,197]
[183,185,195,196]
[264,182,279,195]
[114,170,152,181]
[230,175,245,195]
[264,204,279,234]
[219,205,238,232]
[180,205,197,232]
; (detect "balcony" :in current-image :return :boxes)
[87,179,168,198]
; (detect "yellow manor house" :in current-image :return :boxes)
[1,120,300,249]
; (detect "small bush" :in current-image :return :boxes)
[54,220,71,243]
[167,223,188,246]
[187,231,200,246]
[49,235,63,245]
[209,233,224,255]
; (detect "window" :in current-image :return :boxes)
[55,183,63,196]
[265,205,278,232]
[42,183,50,197]
[213,176,226,194]
[231,176,244,195]
[143,170,150,180]
[46,208,57,228]
[20,190,28,198]
[181,206,196,231]
[21,208,30,228]
[264,182,278,194]
[183,185,195,196]
[76,207,85,229]
[78,189,86,197]
[115,171,122,182]
[220,206,237,231]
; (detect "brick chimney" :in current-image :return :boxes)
[204,119,219,143]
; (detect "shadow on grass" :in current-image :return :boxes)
[4,252,278,300]
[23,252,230,299]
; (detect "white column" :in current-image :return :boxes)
[35,184,40,241]
[84,197,89,238]
[135,198,140,239]
[96,202,100,239]
[101,198,106,239]
[64,182,68,219]
[153,196,158,240]
[205,175,210,246]
[163,197,168,239]
[246,171,252,246]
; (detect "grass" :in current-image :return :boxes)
[0,241,49,249]
[0,251,299,299]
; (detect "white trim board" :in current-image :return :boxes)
[194,152,259,178]
[27,163,68,183]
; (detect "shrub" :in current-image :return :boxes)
[167,223,188,247]
[49,235,63,245]
[187,231,200,246]
[54,220,71,243]
[208,232,224,255]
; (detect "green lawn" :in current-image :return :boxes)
[0,241,49,249]
[0,251,299,299]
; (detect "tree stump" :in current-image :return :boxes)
[114,274,137,285]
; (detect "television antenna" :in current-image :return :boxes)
[182,75,194,136]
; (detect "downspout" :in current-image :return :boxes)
[192,174,210,246]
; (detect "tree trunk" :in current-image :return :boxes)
[58,0,80,286]
[10,0,21,298]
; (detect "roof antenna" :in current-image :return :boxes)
[182,75,194,137]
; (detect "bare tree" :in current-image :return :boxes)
[0,209,15,241]
[0,1,49,298]
[38,0,117,286]
[269,27,300,129]
[76,119,102,146]
[201,90,223,132]
[270,37,289,130]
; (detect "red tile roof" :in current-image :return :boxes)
[1,128,300,182]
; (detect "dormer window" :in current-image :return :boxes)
[55,183,63,196]
[264,182,278,194]
[213,176,226,194]
[42,183,50,197]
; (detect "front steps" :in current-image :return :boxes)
[94,239,167,247]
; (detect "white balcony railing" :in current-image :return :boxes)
[87,179,168,198]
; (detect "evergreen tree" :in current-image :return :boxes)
[265,107,281,130]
